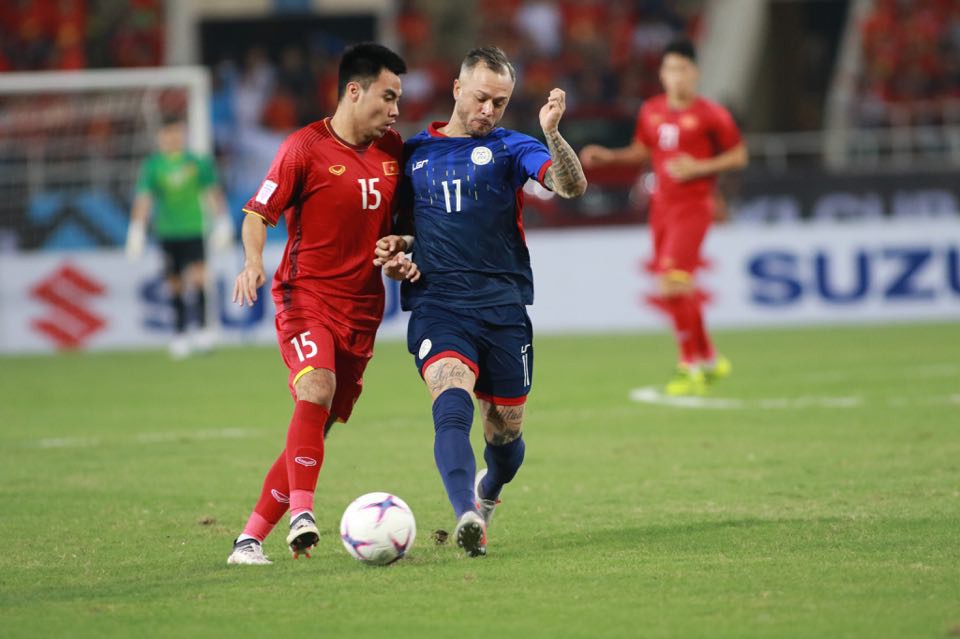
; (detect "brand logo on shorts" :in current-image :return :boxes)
[294,456,318,467]
[271,489,290,504]
[418,339,432,360]
[329,165,346,175]
[471,146,493,166]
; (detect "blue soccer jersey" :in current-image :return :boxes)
[399,121,552,311]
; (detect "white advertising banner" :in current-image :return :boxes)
[0,219,957,354]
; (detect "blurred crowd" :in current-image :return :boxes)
[395,0,702,128]
[0,0,163,71]
[858,0,960,127]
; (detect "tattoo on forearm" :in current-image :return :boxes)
[544,130,587,198]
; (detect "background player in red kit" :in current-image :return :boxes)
[227,43,419,565]
[580,39,748,396]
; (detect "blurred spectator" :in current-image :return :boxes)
[0,0,163,71]
[858,0,960,127]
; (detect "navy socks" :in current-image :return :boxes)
[432,388,477,517]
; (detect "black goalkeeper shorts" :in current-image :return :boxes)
[160,237,205,278]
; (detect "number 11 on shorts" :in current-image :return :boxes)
[291,331,318,362]
[521,343,531,387]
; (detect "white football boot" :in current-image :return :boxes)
[286,512,319,559]
[474,468,501,527]
[454,510,487,558]
[227,538,272,565]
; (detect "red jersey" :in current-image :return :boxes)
[633,94,741,206]
[243,118,403,333]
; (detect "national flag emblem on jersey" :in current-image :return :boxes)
[470,146,493,165]
[382,160,399,176]
[329,165,346,175]
[680,114,700,130]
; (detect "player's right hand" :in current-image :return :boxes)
[233,262,266,307]
[373,234,409,266]
[578,144,612,169]
[382,253,421,283]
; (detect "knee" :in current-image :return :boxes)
[432,388,474,432]
[482,402,525,444]
[294,368,336,408]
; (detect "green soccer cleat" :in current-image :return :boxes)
[703,355,732,384]
[665,365,707,396]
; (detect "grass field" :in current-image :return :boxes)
[1,323,958,638]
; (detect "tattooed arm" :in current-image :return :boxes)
[539,88,588,199]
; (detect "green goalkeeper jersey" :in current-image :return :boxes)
[136,152,218,239]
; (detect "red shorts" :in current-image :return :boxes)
[650,198,713,275]
[275,311,375,423]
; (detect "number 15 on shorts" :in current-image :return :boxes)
[291,331,318,362]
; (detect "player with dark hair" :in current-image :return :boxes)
[580,38,748,396]
[126,115,233,358]
[227,43,419,565]
[376,46,587,557]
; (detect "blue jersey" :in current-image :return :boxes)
[400,121,552,311]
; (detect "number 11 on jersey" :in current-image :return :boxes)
[441,179,461,213]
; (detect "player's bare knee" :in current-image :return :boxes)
[167,276,184,295]
[187,263,206,288]
[294,368,336,408]
[659,271,694,297]
[481,401,525,445]
[424,358,476,400]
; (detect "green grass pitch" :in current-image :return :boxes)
[1,323,958,638]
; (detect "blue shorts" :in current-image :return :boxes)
[407,303,533,405]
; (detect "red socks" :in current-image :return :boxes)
[242,451,288,541]
[285,400,330,516]
[690,302,715,363]
[665,295,699,366]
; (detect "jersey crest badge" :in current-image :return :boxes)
[680,114,699,130]
[329,165,346,175]
[382,160,399,176]
[470,146,493,166]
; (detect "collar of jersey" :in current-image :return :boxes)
[324,117,373,151]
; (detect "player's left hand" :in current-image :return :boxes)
[539,88,566,134]
[382,252,421,283]
[373,234,410,266]
[665,154,704,182]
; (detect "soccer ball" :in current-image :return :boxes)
[339,492,416,565]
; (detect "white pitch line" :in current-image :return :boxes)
[628,386,862,410]
[28,428,263,449]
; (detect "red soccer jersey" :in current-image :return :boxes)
[243,118,403,333]
[633,94,741,207]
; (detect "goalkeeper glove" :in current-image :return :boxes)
[209,214,235,252]
[125,219,146,261]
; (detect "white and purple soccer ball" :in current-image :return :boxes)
[339,492,416,565]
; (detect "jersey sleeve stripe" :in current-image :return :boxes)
[536,159,553,187]
[242,207,277,227]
